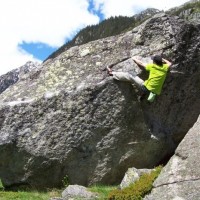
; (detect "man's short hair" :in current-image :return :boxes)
[152,55,163,66]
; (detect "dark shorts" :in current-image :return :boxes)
[140,85,150,95]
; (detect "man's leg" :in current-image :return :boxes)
[113,72,144,86]
[107,67,147,101]
[107,66,144,87]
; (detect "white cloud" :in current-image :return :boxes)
[93,0,191,18]
[0,0,191,75]
[0,0,99,75]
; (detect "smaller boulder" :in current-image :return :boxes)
[62,185,98,200]
[120,167,152,189]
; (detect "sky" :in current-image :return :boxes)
[0,0,191,75]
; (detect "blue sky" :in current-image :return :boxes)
[19,42,58,61]
[0,0,191,75]
[88,0,104,21]
[18,0,104,61]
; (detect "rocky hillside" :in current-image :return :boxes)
[0,12,199,191]
[168,0,200,23]
[0,61,40,94]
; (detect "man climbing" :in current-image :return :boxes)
[107,55,172,102]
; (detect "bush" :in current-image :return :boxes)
[62,175,69,188]
[0,179,4,191]
[108,166,162,200]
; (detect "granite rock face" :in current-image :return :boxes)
[0,13,200,189]
[144,115,200,200]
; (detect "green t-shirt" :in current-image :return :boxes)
[144,63,169,95]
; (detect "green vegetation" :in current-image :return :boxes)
[0,189,62,200]
[107,166,162,200]
[0,191,49,200]
[0,166,162,199]
[0,179,4,191]
[62,175,70,187]
[0,179,61,200]
[89,185,118,200]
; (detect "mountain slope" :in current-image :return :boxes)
[0,61,40,95]
[45,8,160,61]
[167,0,200,23]
[45,0,200,63]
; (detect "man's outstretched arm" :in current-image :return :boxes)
[162,58,172,67]
[132,57,146,70]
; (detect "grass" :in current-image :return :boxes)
[0,185,115,200]
[0,179,62,200]
[0,189,62,200]
[0,191,50,200]
[0,165,162,200]
[89,185,118,200]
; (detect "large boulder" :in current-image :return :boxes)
[0,13,199,189]
[144,115,200,200]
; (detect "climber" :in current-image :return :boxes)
[106,55,172,102]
